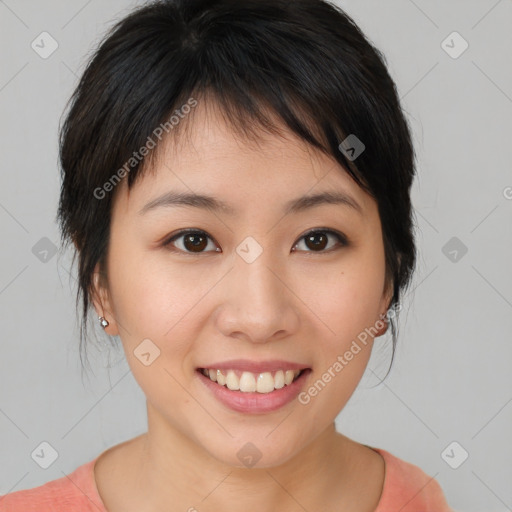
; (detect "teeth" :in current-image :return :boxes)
[216,369,226,386]
[239,371,256,392]
[274,370,285,389]
[226,369,239,390]
[200,368,303,393]
[256,372,274,393]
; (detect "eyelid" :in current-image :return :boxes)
[292,227,348,253]
[296,227,348,245]
[163,228,220,255]
[163,227,349,254]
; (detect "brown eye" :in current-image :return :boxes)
[305,232,328,251]
[163,228,348,255]
[164,230,220,254]
[292,229,348,253]
[182,233,208,252]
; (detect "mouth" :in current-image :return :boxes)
[196,367,308,394]
[195,364,312,414]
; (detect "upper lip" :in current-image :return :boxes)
[197,359,310,374]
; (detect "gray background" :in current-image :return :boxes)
[1,1,511,510]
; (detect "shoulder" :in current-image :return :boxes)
[0,457,105,512]
[371,447,454,512]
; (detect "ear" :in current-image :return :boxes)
[379,276,394,316]
[371,278,393,338]
[375,272,394,335]
[91,262,120,336]
[379,252,403,320]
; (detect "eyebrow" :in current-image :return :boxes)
[138,189,363,216]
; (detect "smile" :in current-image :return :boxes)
[196,366,312,414]
[198,368,304,393]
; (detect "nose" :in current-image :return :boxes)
[214,249,300,344]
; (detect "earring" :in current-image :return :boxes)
[99,316,109,329]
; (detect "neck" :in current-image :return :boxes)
[130,402,355,512]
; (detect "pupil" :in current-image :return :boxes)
[307,232,327,251]
[185,234,207,252]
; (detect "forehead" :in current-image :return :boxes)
[117,100,373,217]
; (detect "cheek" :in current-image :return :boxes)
[297,323,374,424]
[299,257,385,343]
[107,247,214,351]
[106,252,200,404]
[298,292,377,419]
[295,247,385,408]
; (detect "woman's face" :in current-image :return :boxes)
[93,102,392,468]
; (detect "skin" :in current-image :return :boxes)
[90,100,393,512]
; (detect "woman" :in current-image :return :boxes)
[1,0,453,510]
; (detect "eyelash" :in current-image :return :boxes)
[162,228,349,255]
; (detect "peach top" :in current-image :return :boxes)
[0,447,453,511]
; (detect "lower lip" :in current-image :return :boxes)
[196,369,311,414]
